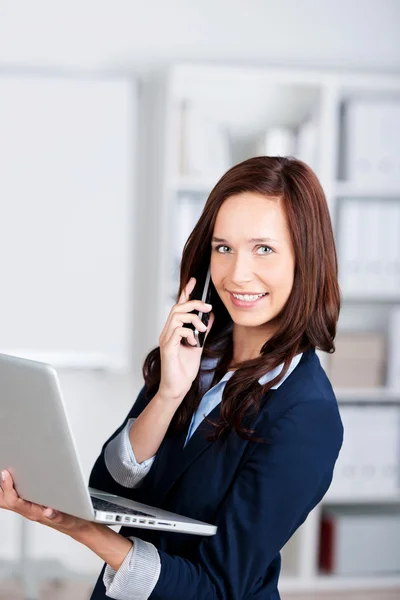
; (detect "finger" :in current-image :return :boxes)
[172,299,212,315]
[170,326,198,348]
[170,311,208,333]
[0,471,49,522]
[43,507,59,521]
[41,507,85,535]
[178,277,196,305]
[1,470,20,508]
[160,278,196,344]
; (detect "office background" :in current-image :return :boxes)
[0,1,399,599]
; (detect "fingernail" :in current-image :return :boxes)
[1,471,7,481]
[205,303,212,308]
[44,508,56,519]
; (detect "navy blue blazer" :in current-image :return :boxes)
[89,346,343,600]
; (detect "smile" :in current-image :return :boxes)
[229,292,269,308]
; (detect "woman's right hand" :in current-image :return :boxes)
[158,277,214,403]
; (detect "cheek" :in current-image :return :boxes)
[268,263,295,291]
[210,261,225,285]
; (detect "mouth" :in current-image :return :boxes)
[229,291,269,308]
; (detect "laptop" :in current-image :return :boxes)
[0,352,217,536]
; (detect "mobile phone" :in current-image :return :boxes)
[182,266,212,348]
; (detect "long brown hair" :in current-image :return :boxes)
[142,156,341,443]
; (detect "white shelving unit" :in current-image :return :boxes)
[141,64,400,594]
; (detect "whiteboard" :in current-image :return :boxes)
[0,74,137,370]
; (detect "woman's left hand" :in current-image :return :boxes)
[0,469,90,537]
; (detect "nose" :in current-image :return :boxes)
[229,253,255,286]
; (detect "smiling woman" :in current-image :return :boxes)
[89,156,342,600]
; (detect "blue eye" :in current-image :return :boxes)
[214,245,273,255]
[258,246,273,254]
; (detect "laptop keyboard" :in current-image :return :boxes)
[91,496,156,518]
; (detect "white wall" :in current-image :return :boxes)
[0,0,399,73]
[0,0,399,584]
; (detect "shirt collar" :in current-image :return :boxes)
[202,352,303,389]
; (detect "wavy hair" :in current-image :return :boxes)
[142,156,341,443]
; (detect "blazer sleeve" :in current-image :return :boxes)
[149,398,344,600]
[89,384,156,495]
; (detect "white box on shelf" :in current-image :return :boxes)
[343,99,400,184]
[256,126,296,156]
[329,332,386,389]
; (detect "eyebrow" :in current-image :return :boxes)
[211,236,280,244]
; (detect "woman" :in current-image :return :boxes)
[0,156,343,600]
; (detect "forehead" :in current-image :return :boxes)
[213,192,289,240]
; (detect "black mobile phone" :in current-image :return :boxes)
[182,266,212,348]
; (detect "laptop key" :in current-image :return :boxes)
[91,496,156,518]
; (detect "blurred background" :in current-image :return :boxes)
[0,1,399,599]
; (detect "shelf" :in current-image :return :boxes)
[155,64,400,597]
[335,181,400,198]
[171,65,321,135]
[340,295,400,304]
[335,387,400,402]
[323,494,400,505]
[279,573,400,593]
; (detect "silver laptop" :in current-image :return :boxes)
[0,352,217,536]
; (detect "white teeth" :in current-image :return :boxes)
[232,293,267,301]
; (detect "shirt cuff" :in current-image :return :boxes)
[103,537,161,600]
[104,418,156,488]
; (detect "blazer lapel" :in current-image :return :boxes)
[144,390,273,506]
[145,401,222,506]
[146,352,309,503]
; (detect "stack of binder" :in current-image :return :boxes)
[341,99,400,183]
[387,306,400,390]
[337,199,400,298]
[326,405,400,499]
[329,331,386,388]
[319,505,400,575]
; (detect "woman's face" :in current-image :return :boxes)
[210,192,295,333]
